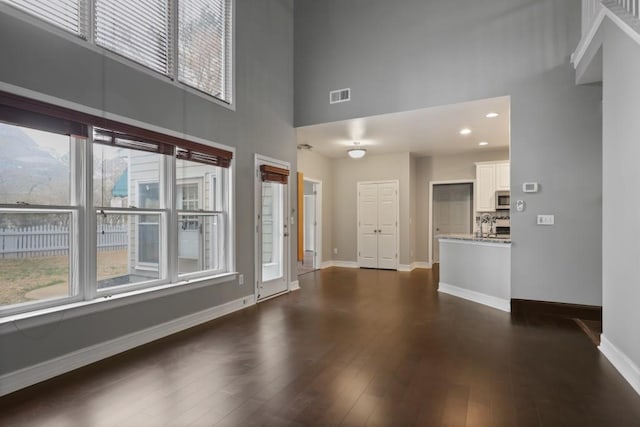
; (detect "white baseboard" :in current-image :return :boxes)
[399,262,433,272]
[330,261,359,269]
[290,280,300,291]
[0,295,256,397]
[320,261,333,269]
[599,335,640,397]
[438,282,510,313]
[414,261,432,269]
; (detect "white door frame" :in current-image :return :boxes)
[303,177,322,269]
[254,154,291,302]
[357,180,400,270]
[428,179,475,265]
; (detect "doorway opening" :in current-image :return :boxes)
[429,181,474,264]
[298,178,321,275]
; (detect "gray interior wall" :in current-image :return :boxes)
[414,149,510,263]
[295,0,603,305]
[297,149,334,264]
[332,152,411,264]
[0,0,294,375]
[602,22,640,369]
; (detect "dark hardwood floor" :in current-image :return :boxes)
[2,268,640,426]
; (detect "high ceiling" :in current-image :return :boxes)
[296,96,510,158]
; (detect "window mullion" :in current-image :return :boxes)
[166,153,178,283]
[170,0,178,80]
[84,128,98,300]
[85,0,95,43]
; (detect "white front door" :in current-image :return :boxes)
[256,160,289,301]
[357,181,398,270]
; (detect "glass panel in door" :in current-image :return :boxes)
[261,181,284,283]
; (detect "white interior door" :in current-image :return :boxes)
[358,183,378,268]
[257,162,289,301]
[357,181,398,270]
[433,183,472,263]
[377,182,398,269]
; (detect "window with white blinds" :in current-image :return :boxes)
[2,0,233,104]
[94,0,172,75]
[3,0,86,36]
[178,0,232,102]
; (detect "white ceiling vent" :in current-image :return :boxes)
[329,88,351,104]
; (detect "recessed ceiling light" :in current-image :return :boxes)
[478,141,489,146]
[486,112,499,118]
[459,128,472,135]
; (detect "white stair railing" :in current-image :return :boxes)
[615,0,640,19]
[582,1,640,36]
[582,0,603,37]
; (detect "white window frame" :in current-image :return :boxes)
[0,100,236,317]
[176,167,228,281]
[0,0,236,109]
[0,133,85,317]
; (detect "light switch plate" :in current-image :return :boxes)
[537,214,554,225]
[238,274,244,285]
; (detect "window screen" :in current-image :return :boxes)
[94,0,172,75]
[178,0,232,101]
[3,0,86,36]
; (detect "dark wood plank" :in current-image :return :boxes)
[1,267,639,427]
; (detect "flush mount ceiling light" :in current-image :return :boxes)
[459,128,472,135]
[485,112,499,118]
[478,141,489,146]
[348,142,367,159]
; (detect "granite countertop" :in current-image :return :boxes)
[437,233,512,244]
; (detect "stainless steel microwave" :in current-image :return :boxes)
[496,191,510,210]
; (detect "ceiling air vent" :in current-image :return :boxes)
[329,88,351,104]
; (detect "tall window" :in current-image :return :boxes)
[1,0,234,103]
[176,149,226,276]
[178,0,232,100]
[0,92,234,316]
[3,0,86,36]
[0,120,84,311]
[94,0,172,75]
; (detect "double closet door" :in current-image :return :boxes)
[357,181,398,270]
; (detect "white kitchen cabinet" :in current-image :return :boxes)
[476,163,496,212]
[496,162,510,191]
[475,161,510,212]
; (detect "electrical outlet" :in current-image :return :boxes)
[238,274,244,285]
[537,215,554,225]
[333,248,338,255]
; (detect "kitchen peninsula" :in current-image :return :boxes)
[438,234,511,312]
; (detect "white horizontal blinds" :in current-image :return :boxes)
[178,0,232,101]
[94,0,172,75]
[4,0,85,36]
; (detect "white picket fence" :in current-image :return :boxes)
[0,224,127,258]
